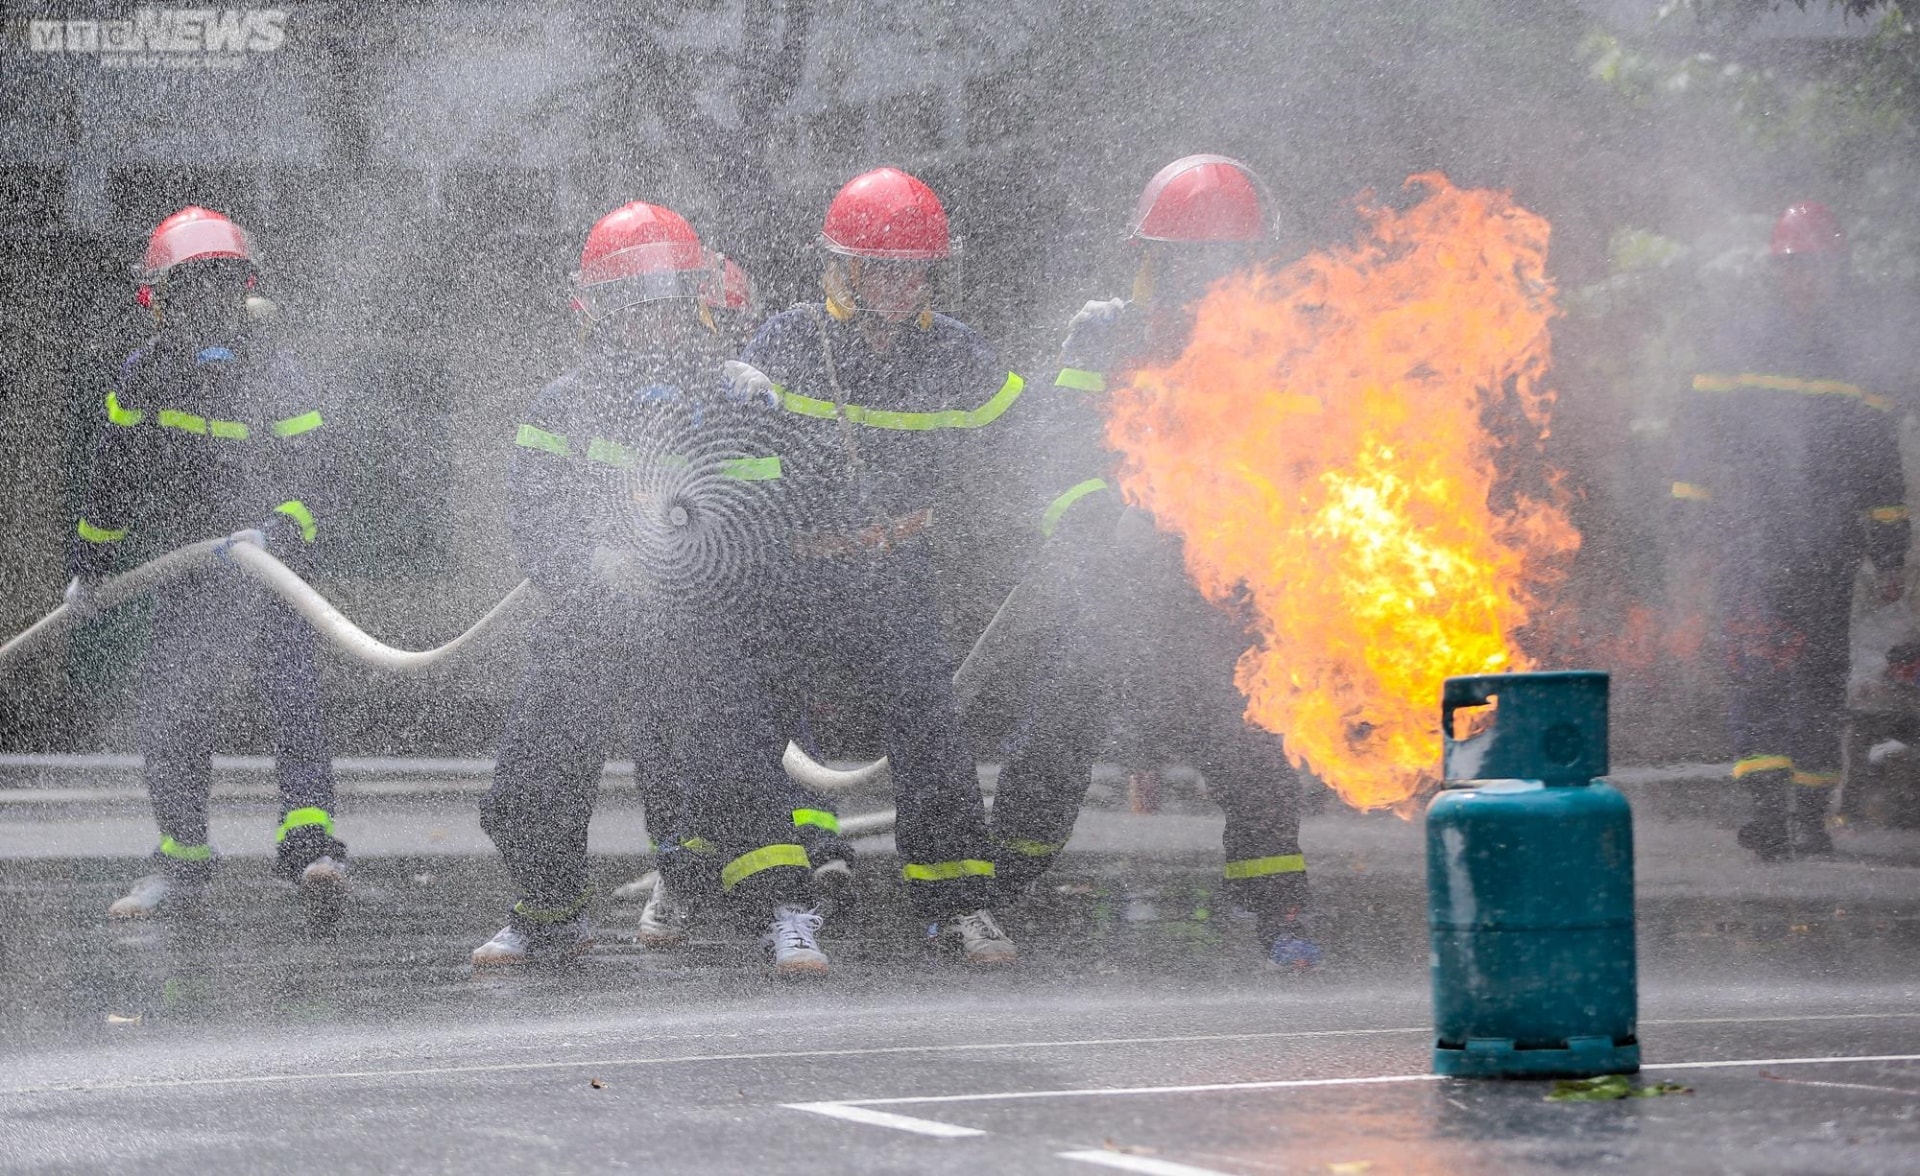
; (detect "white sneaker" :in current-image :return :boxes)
[611,869,660,901]
[470,918,593,970]
[944,908,1017,966]
[762,904,829,976]
[107,874,173,920]
[635,874,691,948]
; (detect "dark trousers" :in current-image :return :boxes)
[686,534,994,918]
[137,567,338,868]
[988,525,1307,934]
[1717,562,1855,816]
[481,595,810,924]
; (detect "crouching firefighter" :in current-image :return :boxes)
[70,206,347,922]
[692,167,1025,965]
[1671,201,1910,863]
[985,155,1320,969]
[473,201,827,974]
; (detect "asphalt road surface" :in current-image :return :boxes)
[1,786,1916,1174]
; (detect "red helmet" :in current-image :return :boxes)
[1771,202,1845,257]
[573,201,712,320]
[1130,155,1265,243]
[820,168,951,260]
[142,206,252,280]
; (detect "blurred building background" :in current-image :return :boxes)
[1,0,1915,761]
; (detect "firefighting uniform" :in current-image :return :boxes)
[482,350,810,926]
[1671,299,1909,819]
[986,299,1309,936]
[70,332,343,875]
[735,303,1027,918]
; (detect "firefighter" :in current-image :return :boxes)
[71,206,347,921]
[1671,201,1908,862]
[986,155,1321,969]
[473,202,827,974]
[673,167,1022,964]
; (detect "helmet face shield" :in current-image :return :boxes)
[573,243,720,322]
[821,236,964,324]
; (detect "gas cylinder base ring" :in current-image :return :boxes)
[1432,1035,1640,1080]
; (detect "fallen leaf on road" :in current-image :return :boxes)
[1547,1075,1692,1101]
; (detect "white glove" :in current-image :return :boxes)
[721,360,779,408]
[1068,298,1127,333]
[213,527,266,564]
[64,576,93,607]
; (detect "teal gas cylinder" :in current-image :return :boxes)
[1427,671,1638,1079]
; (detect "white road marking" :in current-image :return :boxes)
[1758,1075,1920,1097]
[849,1052,1920,1108]
[2,1026,1429,1096]
[783,1102,983,1137]
[1644,1053,1920,1073]
[1058,1149,1238,1176]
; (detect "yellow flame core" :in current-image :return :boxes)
[1107,174,1579,811]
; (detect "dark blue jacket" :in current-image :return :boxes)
[1672,297,1909,584]
[72,331,330,578]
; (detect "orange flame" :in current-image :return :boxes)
[1107,174,1579,811]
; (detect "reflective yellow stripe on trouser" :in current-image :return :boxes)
[1732,755,1794,779]
[902,860,996,882]
[1223,854,1306,881]
[721,844,811,891]
[276,807,334,842]
[159,836,212,862]
[793,809,840,835]
[999,839,1062,858]
[515,888,592,924]
[1791,769,1840,788]
[77,518,127,543]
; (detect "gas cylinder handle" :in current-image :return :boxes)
[1441,675,1502,741]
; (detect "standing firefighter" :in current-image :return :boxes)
[986,155,1320,969]
[72,206,347,921]
[1672,202,1909,862]
[706,166,1023,964]
[473,202,827,973]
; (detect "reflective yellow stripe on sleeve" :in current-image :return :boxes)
[275,806,334,841]
[721,844,812,891]
[1870,505,1911,524]
[1054,367,1107,393]
[721,455,783,481]
[1692,372,1894,411]
[1040,477,1110,537]
[271,411,324,439]
[1671,482,1712,502]
[901,859,996,882]
[585,437,635,468]
[1223,853,1307,881]
[274,500,317,543]
[1791,769,1840,788]
[792,809,841,835]
[515,424,570,457]
[1733,755,1794,779]
[774,373,1026,431]
[77,518,127,543]
[105,391,144,427]
[209,419,250,440]
[158,409,207,434]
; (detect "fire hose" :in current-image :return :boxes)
[0,535,1060,809]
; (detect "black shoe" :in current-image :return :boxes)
[276,825,348,879]
[1793,788,1836,857]
[1737,818,1792,863]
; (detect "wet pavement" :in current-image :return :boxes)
[1,785,1917,1174]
